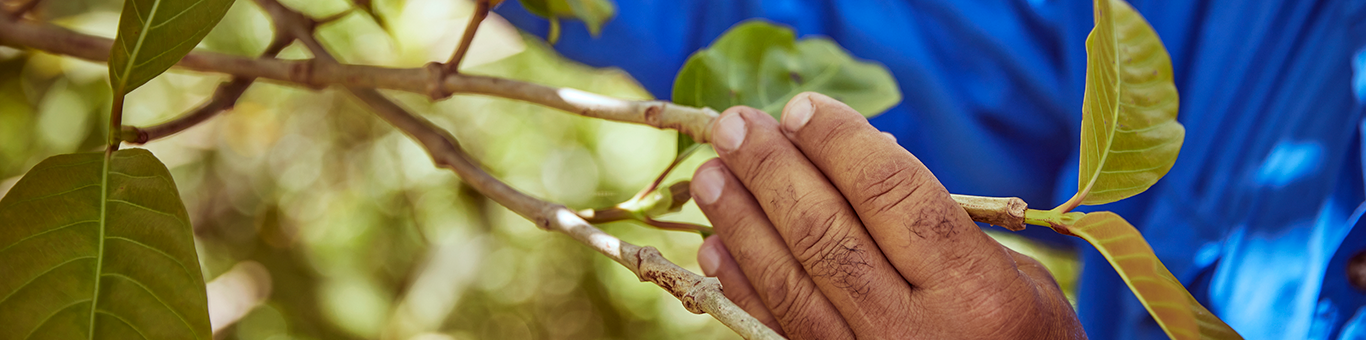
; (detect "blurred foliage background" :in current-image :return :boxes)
[0,0,1079,339]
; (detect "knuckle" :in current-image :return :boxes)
[781,206,876,298]
[783,201,846,263]
[736,145,785,185]
[957,278,1042,338]
[905,195,963,241]
[757,264,812,319]
[758,270,838,339]
[854,158,933,216]
[812,115,861,151]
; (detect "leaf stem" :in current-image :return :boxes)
[107,95,124,152]
[634,143,702,202]
[1023,208,1085,233]
[445,0,488,74]
[1054,192,1084,214]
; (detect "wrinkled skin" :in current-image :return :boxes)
[692,92,1085,339]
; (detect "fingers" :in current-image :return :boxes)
[692,161,854,339]
[697,236,784,335]
[709,107,914,336]
[776,92,1019,289]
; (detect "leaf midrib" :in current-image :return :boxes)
[115,0,165,93]
[1077,0,1123,203]
[88,151,111,340]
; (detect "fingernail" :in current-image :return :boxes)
[713,113,747,152]
[782,94,814,133]
[698,237,722,276]
[882,132,897,142]
[692,165,724,205]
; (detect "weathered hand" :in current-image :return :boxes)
[692,93,1085,339]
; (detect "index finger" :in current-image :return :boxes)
[776,92,1018,289]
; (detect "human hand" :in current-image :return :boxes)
[691,92,1085,339]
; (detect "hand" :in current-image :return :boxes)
[691,93,1084,339]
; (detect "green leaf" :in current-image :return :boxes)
[519,0,615,36]
[1069,0,1184,208]
[0,149,209,339]
[671,20,901,153]
[108,0,235,96]
[1062,212,1242,340]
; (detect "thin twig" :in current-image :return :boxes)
[445,0,489,74]
[347,88,779,340]
[579,207,714,235]
[950,194,1028,231]
[122,36,293,144]
[0,15,719,143]
[315,8,354,25]
[633,143,702,202]
[245,1,780,338]
[6,0,39,19]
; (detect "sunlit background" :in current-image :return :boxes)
[0,0,1078,339]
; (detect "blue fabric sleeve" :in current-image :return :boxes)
[496,1,1366,339]
[497,0,1085,225]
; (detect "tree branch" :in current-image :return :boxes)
[121,35,293,144]
[2,8,1024,336]
[346,88,779,340]
[445,0,489,74]
[242,1,779,338]
[950,194,1028,231]
[5,0,39,19]
[0,15,718,143]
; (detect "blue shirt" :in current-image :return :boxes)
[496,1,1366,338]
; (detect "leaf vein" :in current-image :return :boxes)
[0,256,97,307]
[22,298,92,340]
[107,236,195,279]
[0,183,100,209]
[108,199,185,225]
[100,273,198,336]
[0,219,99,254]
[96,310,151,340]
[149,0,209,30]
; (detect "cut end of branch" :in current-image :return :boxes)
[951,194,1028,231]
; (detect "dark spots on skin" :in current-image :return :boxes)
[907,198,958,241]
[769,186,790,210]
[809,237,874,297]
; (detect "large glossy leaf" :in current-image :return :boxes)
[108,0,235,96]
[671,20,901,153]
[0,149,209,339]
[520,0,616,36]
[1063,212,1242,340]
[1070,0,1183,207]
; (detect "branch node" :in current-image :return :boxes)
[132,128,149,144]
[288,59,326,90]
[642,103,663,124]
[635,246,710,314]
[424,62,454,100]
[532,205,560,231]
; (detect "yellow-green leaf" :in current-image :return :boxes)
[108,0,235,96]
[0,149,209,339]
[1070,0,1184,207]
[520,0,616,36]
[671,20,901,154]
[1062,212,1242,340]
